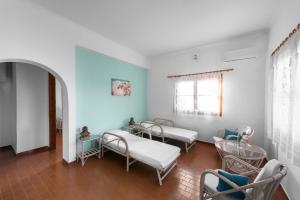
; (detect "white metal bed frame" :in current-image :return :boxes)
[101,131,178,186]
[141,118,196,152]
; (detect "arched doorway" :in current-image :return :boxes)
[0,59,69,161]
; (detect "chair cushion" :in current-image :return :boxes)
[213,136,224,143]
[204,172,243,200]
[254,159,281,182]
[246,159,282,200]
[224,129,239,140]
[217,170,249,199]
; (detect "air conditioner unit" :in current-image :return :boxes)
[223,47,257,63]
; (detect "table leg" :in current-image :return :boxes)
[81,141,85,166]
[98,138,101,159]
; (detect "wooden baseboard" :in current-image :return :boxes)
[0,145,14,152]
[279,183,291,200]
[16,146,50,157]
[61,159,76,166]
[0,145,11,151]
[0,145,51,156]
[196,140,215,146]
[1,145,75,166]
[0,145,16,155]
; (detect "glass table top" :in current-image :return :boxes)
[77,134,100,142]
[215,140,267,160]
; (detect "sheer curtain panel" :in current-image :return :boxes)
[271,31,300,166]
[173,72,223,116]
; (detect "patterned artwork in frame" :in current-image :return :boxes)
[111,78,131,96]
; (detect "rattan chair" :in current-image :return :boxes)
[199,155,287,200]
[213,127,254,144]
[213,128,237,144]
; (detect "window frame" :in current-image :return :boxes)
[174,74,223,117]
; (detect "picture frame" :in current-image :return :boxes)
[111,78,131,96]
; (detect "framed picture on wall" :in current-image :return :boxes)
[111,78,131,96]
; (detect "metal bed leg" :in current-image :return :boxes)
[185,142,196,153]
[155,161,177,186]
[126,156,129,172]
[156,170,163,186]
[101,143,104,158]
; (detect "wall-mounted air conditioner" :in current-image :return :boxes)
[222,47,258,63]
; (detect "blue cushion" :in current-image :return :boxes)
[224,129,239,140]
[217,170,249,199]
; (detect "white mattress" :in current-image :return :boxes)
[141,122,198,143]
[102,130,181,170]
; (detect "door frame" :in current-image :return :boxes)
[48,73,56,149]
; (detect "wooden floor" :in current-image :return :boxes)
[0,134,288,200]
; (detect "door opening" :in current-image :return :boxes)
[49,73,56,150]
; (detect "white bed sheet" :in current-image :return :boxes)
[102,130,180,170]
[141,123,198,143]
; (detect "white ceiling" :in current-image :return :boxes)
[28,0,277,57]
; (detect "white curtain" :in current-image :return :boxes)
[172,72,222,116]
[171,72,222,82]
[271,31,300,166]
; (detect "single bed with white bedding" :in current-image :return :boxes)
[101,129,181,185]
[140,118,198,152]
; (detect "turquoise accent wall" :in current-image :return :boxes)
[76,47,148,135]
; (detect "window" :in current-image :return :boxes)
[174,75,223,116]
[175,81,194,112]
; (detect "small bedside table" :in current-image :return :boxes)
[122,125,152,139]
[76,134,101,166]
[122,125,136,134]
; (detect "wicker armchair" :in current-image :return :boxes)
[213,127,254,144]
[199,155,287,200]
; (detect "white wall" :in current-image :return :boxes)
[0,62,51,153]
[265,0,300,199]
[149,31,268,147]
[0,0,149,162]
[0,63,10,147]
[15,63,49,153]
[56,79,63,120]
[11,65,17,151]
[0,63,16,149]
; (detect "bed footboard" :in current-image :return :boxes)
[153,118,175,127]
[156,160,177,186]
[101,132,134,172]
[130,124,153,140]
[140,121,165,142]
[185,141,196,153]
